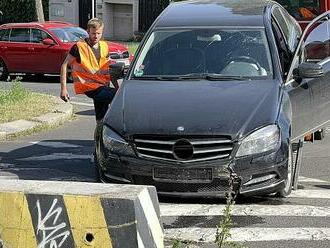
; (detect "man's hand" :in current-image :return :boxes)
[60,54,72,102]
[60,88,70,102]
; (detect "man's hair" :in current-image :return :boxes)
[87,18,104,30]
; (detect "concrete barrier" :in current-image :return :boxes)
[0,180,164,248]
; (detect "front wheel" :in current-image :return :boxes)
[0,59,9,81]
[277,143,293,197]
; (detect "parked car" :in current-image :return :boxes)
[95,0,330,198]
[0,21,133,80]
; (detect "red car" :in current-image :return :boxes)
[0,21,133,80]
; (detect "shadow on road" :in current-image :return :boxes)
[0,139,96,182]
[75,109,95,116]
[9,74,69,84]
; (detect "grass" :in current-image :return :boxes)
[120,41,140,55]
[0,78,58,124]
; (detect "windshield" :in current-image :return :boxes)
[49,26,88,43]
[132,29,273,80]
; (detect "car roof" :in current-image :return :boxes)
[155,0,274,28]
[0,21,76,29]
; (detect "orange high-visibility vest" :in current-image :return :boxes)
[72,40,111,94]
[299,7,316,19]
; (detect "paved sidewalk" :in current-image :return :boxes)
[0,97,73,142]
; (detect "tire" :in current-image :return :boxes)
[0,59,9,81]
[314,129,324,140]
[277,143,293,197]
[94,122,106,183]
[93,151,102,183]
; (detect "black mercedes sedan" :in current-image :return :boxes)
[95,0,330,197]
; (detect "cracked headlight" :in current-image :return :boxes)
[236,125,280,157]
[102,125,135,156]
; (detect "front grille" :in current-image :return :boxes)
[122,51,129,58]
[133,135,233,163]
[110,51,129,59]
[134,175,229,193]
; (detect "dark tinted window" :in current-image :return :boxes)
[31,29,52,43]
[0,28,10,41]
[10,28,30,42]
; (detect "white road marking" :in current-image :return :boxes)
[298,176,329,183]
[160,204,330,217]
[70,101,94,107]
[29,141,82,148]
[165,227,330,242]
[17,153,91,161]
[289,189,330,199]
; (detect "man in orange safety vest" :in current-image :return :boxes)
[60,18,118,121]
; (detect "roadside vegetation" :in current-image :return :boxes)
[122,42,140,55]
[0,77,57,124]
[172,176,247,248]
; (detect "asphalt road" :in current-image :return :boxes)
[1,76,330,248]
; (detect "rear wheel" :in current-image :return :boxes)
[277,143,293,197]
[0,59,9,80]
[314,129,325,140]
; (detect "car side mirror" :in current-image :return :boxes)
[109,62,125,80]
[42,38,56,46]
[296,62,324,78]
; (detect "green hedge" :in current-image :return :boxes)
[0,0,49,24]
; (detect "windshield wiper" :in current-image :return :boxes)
[132,73,248,81]
[132,75,184,81]
[179,73,247,81]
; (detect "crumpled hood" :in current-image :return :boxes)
[105,79,281,140]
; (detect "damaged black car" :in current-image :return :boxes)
[95,0,330,197]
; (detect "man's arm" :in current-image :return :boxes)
[60,54,74,102]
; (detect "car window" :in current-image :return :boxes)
[275,0,320,21]
[10,28,30,42]
[49,26,88,43]
[0,28,10,41]
[132,29,273,79]
[273,6,300,53]
[31,29,53,43]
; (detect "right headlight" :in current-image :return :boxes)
[236,125,281,157]
[102,125,135,156]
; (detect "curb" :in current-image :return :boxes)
[0,97,73,141]
[0,171,19,180]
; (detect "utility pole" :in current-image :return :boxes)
[35,0,45,22]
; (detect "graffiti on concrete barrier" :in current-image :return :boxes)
[36,198,70,248]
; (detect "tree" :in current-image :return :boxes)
[35,0,44,22]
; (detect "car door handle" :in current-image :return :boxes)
[0,46,7,49]
[28,47,34,51]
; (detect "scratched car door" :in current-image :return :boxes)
[273,6,314,140]
[286,11,330,138]
[302,14,330,130]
